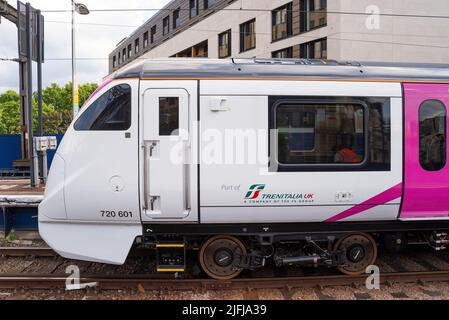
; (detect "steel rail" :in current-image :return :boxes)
[1,271,449,290]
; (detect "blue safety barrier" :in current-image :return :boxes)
[0,134,64,170]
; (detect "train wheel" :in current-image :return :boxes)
[199,235,247,280]
[334,233,378,275]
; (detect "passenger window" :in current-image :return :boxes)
[74,84,131,131]
[276,103,365,166]
[159,97,179,136]
[419,100,446,171]
[270,96,391,172]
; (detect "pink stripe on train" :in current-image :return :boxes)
[325,183,402,222]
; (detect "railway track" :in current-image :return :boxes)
[0,270,448,290]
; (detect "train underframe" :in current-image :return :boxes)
[140,221,449,280]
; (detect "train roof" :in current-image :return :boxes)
[112,58,449,82]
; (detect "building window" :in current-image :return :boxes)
[272,47,293,58]
[300,0,327,32]
[174,40,208,58]
[127,44,132,58]
[272,3,292,41]
[218,29,231,58]
[74,84,131,131]
[163,16,170,35]
[112,56,117,68]
[143,31,149,48]
[204,0,212,9]
[118,52,121,64]
[135,38,140,54]
[151,25,157,43]
[190,0,199,18]
[173,8,180,29]
[240,19,256,52]
[122,48,126,62]
[300,38,327,59]
[270,96,391,172]
[159,97,179,136]
[419,100,447,171]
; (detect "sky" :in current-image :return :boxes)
[0,0,171,93]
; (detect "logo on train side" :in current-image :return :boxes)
[244,184,314,204]
[244,184,266,199]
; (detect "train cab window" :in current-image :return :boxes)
[270,97,391,172]
[74,84,131,131]
[419,100,447,171]
[159,97,179,136]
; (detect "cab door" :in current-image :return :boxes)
[401,83,449,219]
[140,82,198,222]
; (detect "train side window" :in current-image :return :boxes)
[159,97,179,136]
[419,100,447,171]
[74,84,131,131]
[269,96,391,172]
[276,102,366,166]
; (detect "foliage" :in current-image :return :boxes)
[0,82,98,134]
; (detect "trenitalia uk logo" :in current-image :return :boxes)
[245,184,266,200]
[244,184,315,204]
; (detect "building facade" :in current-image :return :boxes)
[108,0,449,75]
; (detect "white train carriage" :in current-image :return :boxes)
[39,59,449,279]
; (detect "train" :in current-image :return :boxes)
[38,58,449,280]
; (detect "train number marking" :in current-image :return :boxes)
[100,210,133,218]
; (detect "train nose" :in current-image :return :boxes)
[38,153,67,221]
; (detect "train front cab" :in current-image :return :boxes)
[38,79,143,264]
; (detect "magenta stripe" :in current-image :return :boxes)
[82,79,114,108]
[325,183,403,222]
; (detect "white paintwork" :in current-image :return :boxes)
[199,82,402,223]
[60,79,140,222]
[139,81,199,223]
[38,219,141,264]
[142,88,190,220]
[39,72,405,265]
[39,153,66,219]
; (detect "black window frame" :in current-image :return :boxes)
[159,97,180,136]
[163,16,170,35]
[272,2,293,42]
[240,18,256,53]
[190,0,199,18]
[112,56,117,68]
[419,99,447,171]
[272,47,293,58]
[300,0,327,33]
[143,31,149,48]
[135,38,140,54]
[74,84,132,132]
[218,29,232,58]
[204,0,212,9]
[127,44,132,58]
[122,48,126,62]
[151,25,157,44]
[173,8,181,29]
[269,96,392,172]
[300,37,327,59]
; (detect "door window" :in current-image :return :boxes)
[419,100,447,171]
[159,97,179,136]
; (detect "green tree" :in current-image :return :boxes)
[0,81,98,134]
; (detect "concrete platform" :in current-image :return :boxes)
[0,180,44,207]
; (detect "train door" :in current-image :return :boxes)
[140,81,198,222]
[401,83,449,219]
